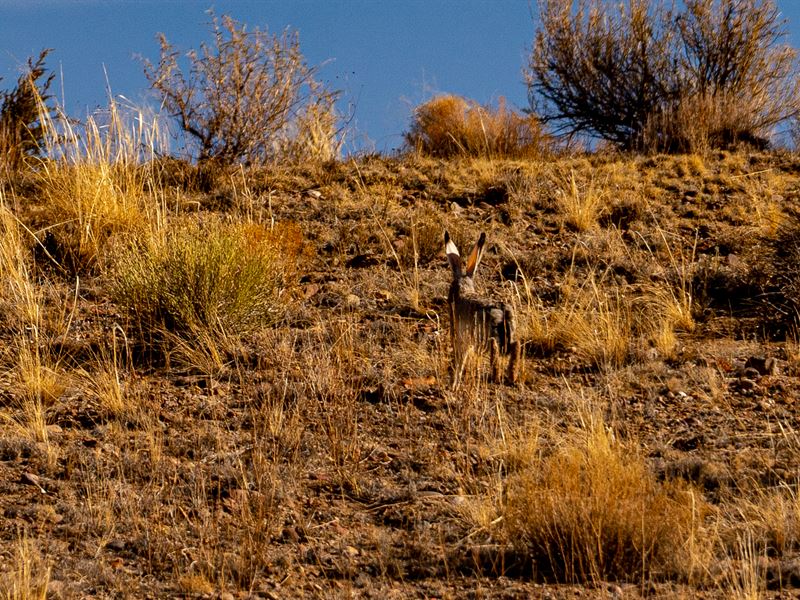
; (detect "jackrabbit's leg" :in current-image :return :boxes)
[506,339,520,385]
[490,338,502,383]
[501,304,520,385]
[451,337,467,389]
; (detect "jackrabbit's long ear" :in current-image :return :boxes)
[444,230,462,276]
[464,232,486,277]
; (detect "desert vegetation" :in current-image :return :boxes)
[3,2,800,598]
[527,0,800,152]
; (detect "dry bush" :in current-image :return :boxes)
[143,13,341,165]
[724,486,800,559]
[111,219,303,343]
[504,417,708,583]
[0,198,39,328]
[528,0,800,152]
[643,91,777,154]
[528,0,677,149]
[0,49,54,176]
[0,201,65,452]
[405,95,548,159]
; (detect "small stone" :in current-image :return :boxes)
[20,472,46,493]
[609,584,624,600]
[281,527,300,543]
[344,294,361,309]
[105,539,126,552]
[47,580,66,597]
[746,356,778,376]
[739,378,758,391]
[344,545,359,558]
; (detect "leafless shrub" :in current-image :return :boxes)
[527,0,800,152]
[143,13,341,165]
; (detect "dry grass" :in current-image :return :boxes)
[33,94,166,272]
[4,145,800,597]
[556,168,607,232]
[552,271,632,369]
[406,95,549,159]
[504,415,709,583]
[0,532,51,600]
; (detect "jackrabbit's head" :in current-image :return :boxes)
[444,231,485,295]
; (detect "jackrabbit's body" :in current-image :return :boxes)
[445,231,520,385]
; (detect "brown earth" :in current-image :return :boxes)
[4,150,800,598]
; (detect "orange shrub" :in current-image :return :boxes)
[405,95,549,158]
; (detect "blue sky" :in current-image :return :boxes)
[1,1,799,153]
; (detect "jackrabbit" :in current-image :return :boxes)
[444,231,520,385]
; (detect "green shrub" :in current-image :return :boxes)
[111,220,303,340]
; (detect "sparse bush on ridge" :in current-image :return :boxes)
[405,95,549,158]
[111,220,303,342]
[527,0,800,152]
[0,49,54,175]
[143,13,341,165]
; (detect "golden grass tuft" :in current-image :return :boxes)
[0,532,51,600]
[33,94,166,272]
[552,272,632,369]
[556,169,607,232]
[405,95,549,159]
[504,417,709,583]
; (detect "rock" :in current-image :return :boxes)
[47,580,66,597]
[743,367,761,379]
[303,283,320,299]
[344,294,361,309]
[281,526,300,543]
[20,472,46,493]
[738,377,758,391]
[745,356,778,376]
[105,539,126,552]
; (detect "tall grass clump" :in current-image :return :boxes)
[34,93,167,272]
[0,200,64,450]
[527,0,800,152]
[504,417,709,583]
[552,272,632,369]
[111,219,303,343]
[0,532,51,600]
[405,95,549,158]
